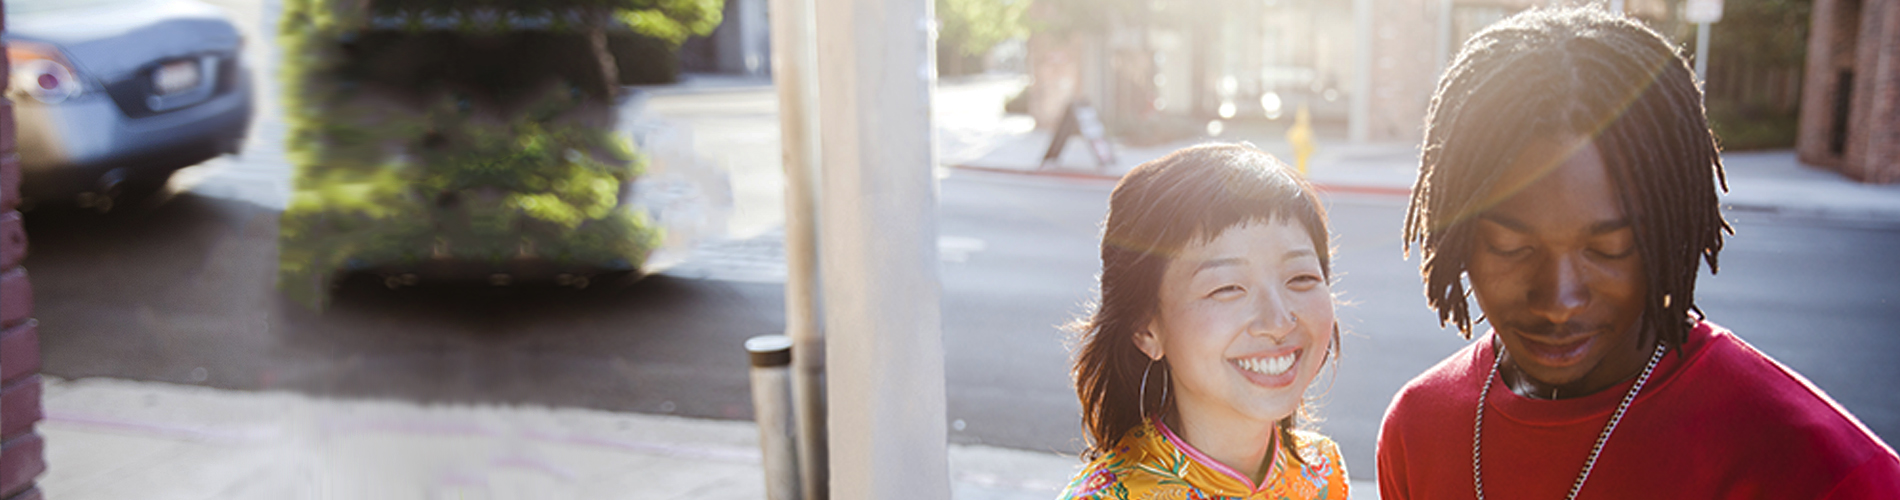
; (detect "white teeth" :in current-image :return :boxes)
[1239,353,1296,376]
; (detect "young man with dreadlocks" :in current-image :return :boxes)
[1375,7,1898,499]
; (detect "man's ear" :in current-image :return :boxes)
[1132,317,1163,360]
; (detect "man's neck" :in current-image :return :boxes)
[1497,329,1660,400]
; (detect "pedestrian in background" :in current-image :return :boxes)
[1378,7,1900,499]
[1059,143,1348,499]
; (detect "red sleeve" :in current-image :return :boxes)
[1377,376,1428,500]
[1376,341,1484,500]
[1376,412,1410,500]
[1819,454,1900,499]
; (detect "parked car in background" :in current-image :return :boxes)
[6,0,252,212]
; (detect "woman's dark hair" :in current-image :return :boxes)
[1070,143,1336,461]
[1403,7,1731,351]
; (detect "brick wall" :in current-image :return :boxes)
[0,3,48,498]
[1844,1,1900,183]
[1799,0,1900,184]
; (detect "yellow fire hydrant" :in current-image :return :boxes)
[1287,104,1315,176]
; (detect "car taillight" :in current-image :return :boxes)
[7,41,82,104]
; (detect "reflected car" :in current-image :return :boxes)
[5,0,252,211]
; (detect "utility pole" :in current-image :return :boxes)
[1685,0,1723,83]
[766,0,826,495]
[1694,21,1711,83]
[812,0,949,497]
[1435,0,1452,75]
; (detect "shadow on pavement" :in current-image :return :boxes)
[25,192,778,422]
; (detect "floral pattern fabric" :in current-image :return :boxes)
[1058,420,1348,500]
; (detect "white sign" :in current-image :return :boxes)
[1685,0,1723,23]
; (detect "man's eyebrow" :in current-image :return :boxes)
[1478,213,1529,232]
[1588,218,1633,235]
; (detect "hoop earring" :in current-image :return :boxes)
[1159,362,1170,411]
[1138,356,1171,419]
[1139,357,1156,416]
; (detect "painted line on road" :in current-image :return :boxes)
[952,164,1121,183]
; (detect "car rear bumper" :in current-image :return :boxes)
[16,68,253,199]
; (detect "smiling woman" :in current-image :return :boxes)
[1059,143,1348,499]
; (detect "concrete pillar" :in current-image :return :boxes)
[812,0,949,497]
[765,0,829,494]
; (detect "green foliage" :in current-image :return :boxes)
[618,0,723,47]
[937,0,1030,57]
[1707,0,1810,68]
[610,31,684,84]
[1708,99,1800,150]
[280,0,722,44]
[1698,0,1812,151]
[277,0,669,309]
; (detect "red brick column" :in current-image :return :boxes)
[0,3,48,498]
[1799,0,1900,184]
[1841,1,1900,184]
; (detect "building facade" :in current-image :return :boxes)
[1798,0,1899,183]
[1025,0,1680,143]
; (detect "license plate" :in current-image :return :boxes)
[153,60,201,95]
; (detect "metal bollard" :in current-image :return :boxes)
[747,335,801,500]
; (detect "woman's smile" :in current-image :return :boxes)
[1232,347,1302,387]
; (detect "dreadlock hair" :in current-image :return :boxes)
[1403,7,1731,352]
[1069,143,1338,462]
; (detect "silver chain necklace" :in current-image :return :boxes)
[1473,342,1666,500]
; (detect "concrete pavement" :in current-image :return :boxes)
[39,376,1096,500]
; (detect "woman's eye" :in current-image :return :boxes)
[1207,285,1243,298]
[1288,274,1322,287]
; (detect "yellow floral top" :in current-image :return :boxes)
[1058,420,1349,500]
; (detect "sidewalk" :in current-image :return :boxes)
[956,125,1900,222]
[38,376,1079,500]
[41,376,1380,499]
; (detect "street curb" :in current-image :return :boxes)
[1720,202,1900,226]
[950,164,1414,197]
[1313,184,1414,197]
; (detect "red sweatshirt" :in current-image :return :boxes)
[1377,321,1899,499]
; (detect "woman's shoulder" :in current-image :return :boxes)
[1056,458,1129,500]
[1291,429,1343,460]
[1056,425,1168,500]
[1279,430,1350,499]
